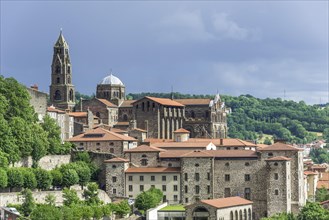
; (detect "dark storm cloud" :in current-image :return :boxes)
[0,1,328,104]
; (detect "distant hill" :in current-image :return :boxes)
[127,92,329,144]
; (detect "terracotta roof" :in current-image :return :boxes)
[152,142,211,149]
[47,106,65,113]
[159,150,258,159]
[68,127,137,142]
[120,100,135,107]
[110,128,128,134]
[97,98,117,107]
[320,200,329,205]
[133,96,184,107]
[186,138,257,147]
[181,150,212,158]
[115,122,130,126]
[257,144,269,149]
[104,157,129,163]
[132,128,147,132]
[145,138,174,144]
[69,112,87,117]
[266,156,292,161]
[125,145,166,153]
[125,167,180,173]
[258,142,303,151]
[304,171,317,175]
[320,172,329,181]
[200,197,253,209]
[175,99,211,105]
[317,181,329,189]
[173,128,190,133]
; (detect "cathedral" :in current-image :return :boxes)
[49,31,228,139]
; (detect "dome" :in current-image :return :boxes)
[100,73,124,86]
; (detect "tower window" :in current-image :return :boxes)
[69,89,74,101]
[68,66,71,73]
[54,90,61,100]
[68,77,71,84]
[55,65,61,74]
[56,77,60,84]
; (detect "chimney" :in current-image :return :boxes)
[30,84,38,91]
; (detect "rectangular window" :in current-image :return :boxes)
[207,172,210,180]
[113,188,116,194]
[195,185,200,194]
[195,173,200,181]
[174,185,178,191]
[275,189,279,195]
[112,176,117,182]
[151,176,155,181]
[162,185,167,192]
[185,185,188,193]
[245,174,251,181]
[224,188,231,197]
[128,176,133,181]
[128,185,133,192]
[162,176,166,181]
[185,198,189,203]
[274,173,279,180]
[174,195,178,201]
[207,185,210,194]
[140,185,144,192]
[140,176,144,181]
[163,195,167,202]
[184,173,188,181]
[245,188,251,200]
[174,175,178,181]
[225,174,230,181]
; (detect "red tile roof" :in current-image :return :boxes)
[266,156,292,161]
[175,99,211,105]
[133,96,184,107]
[125,145,166,153]
[317,181,329,189]
[104,157,129,163]
[115,122,130,126]
[181,150,212,158]
[159,150,258,159]
[97,98,117,107]
[125,167,180,173]
[152,142,211,149]
[320,172,329,181]
[132,128,147,132]
[69,112,87,117]
[173,128,190,133]
[201,197,253,209]
[68,127,137,142]
[304,171,317,175]
[258,142,303,151]
[47,106,65,113]
[120,100,135,107]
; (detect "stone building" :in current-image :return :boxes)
[176,95,228,139]
[104,141,305,219]
[185,196,253,220]
[68,127,137,156]
[96,73,125,106]
[47,106,74,142]
[26,85,47,121]
[49,31,75,110]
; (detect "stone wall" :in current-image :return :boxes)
[126,152,159,167]
[0,189,111,207]
[105,162,128,198]
[26,87,47,121]
[13,155,71,170]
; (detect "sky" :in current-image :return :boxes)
[1,1,328,104]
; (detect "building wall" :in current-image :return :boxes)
[105,162,128,198]
[26,87,47,121]
[126,152,159,167]
[125,173,181,203]
[71,140,125,156]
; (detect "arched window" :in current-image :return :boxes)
[141,159,148,166]
[55,65,61,74]
[112,165,116,169]
[248,208,251,220]
[69,89,74,101]
[141,154,147,158]
[268,152,273,157]
[230,211,233,220]
[147,101,150,111]
[239,210,242,220]
[245,162,250,166]
[235,210,238,220]
[67,66,71,73]
[56,77,60,84]
[123,114,128,121]
[244,209,247,220]
[142,102,145,111]
[54,90,61,100]
[195,163,199,167]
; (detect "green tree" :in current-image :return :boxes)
[63,188,80,206]
[135,188,163,214]
[34,168,52,190]
[22,169,37,189]
[0,168,8,188]
[41,115,62,155]
[0,151,9,168]
[7,168,24,191]
[21,188,35,217]
[81,205,94,220]
[0,116,20,164]
[30,123,49,166]
[83,182,101,205]
[50,169,63,188]
[92,205,103,220]
[73,161,91,189]
[297,201,329,220]
[62,168,79,188]
[45,193,56,206]
[316,187,329,202]
[9,117,33,158]
[30,204,63,220]
[261,212,296,220]
[113,200,131,218]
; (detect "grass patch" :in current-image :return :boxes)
[160,205,185,211]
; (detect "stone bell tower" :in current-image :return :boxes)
[49,30,75,110]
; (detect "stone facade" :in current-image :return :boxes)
[49,31,75,110]
[104,142,305,219]
[47,106,74,142]
[26,86,47,121]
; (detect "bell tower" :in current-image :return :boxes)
[49,30,75,110]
